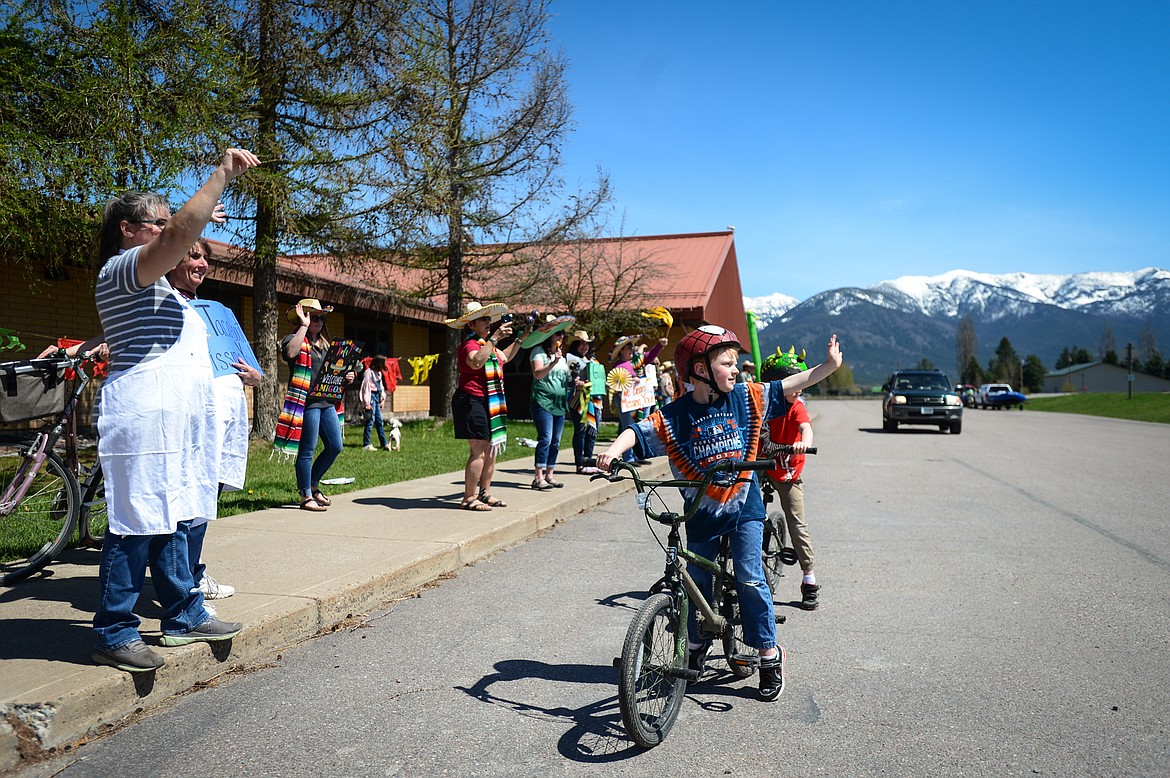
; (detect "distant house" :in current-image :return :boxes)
[1043,361,1170,393]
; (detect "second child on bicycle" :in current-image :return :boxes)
[760,347,821,611]
[597,327,842,701]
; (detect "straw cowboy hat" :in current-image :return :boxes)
[444,300,509,329]
[564,329,594,348]
[285,298,334,325]
[521,314,576,348]
[609,334,642,363]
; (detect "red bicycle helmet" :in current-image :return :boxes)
[676,325,742,385]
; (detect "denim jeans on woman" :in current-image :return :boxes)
[530,402,566,470]
[618,408,638,462]
[363,388,387,447]
[93,520,207,651]
[296,404,344,496]
[569,404,597,467]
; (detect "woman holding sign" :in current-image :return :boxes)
[277,299,356,512]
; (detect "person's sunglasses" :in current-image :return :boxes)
[309,315,325,322]
[133,218,169,228]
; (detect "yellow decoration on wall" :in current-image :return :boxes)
[407,353,441,385]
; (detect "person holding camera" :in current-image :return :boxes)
[448,301,521,511]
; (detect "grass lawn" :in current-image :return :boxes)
[218,418,617,518]
[1026,393,1170,425]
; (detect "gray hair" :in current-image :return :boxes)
[98,191,169,261]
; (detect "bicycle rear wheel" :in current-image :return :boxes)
[716,564,758,679]
[761,512,789,600]
[78,462,107,547]
[618,592,687,748]
[0,446,81,585]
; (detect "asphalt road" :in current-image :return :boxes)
[25,400,1170,777]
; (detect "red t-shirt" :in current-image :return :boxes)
[457,337,488,396]
[765,397,811,482]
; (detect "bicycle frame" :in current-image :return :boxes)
[0,355,93,514]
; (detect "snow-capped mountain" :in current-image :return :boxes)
[750,267,1170,383]
[743,292,800,329]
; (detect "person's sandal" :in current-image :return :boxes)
[311,489,332,506]
[460,497,492,511]
[478,490,506,508]
[300,496,327,512]
[544,477,564,488]
[531,479,553,491]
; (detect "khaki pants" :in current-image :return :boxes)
[775,480,815,572]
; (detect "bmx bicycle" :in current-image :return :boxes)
[593,457,779,748]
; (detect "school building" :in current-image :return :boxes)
[0,230,748,427]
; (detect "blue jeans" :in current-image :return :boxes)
[569,404,597,467]
[363,390,386,447]
[618,409,637,462]
[530,402,566,470]
[297,404,344,496]
[93,521,207,651]
[686,516,775,651]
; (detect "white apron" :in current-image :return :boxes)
[98,291,220,535]
[213,373,249,491]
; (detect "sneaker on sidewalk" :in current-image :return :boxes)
[160,618,243,647]
[194,573,235,599]
[93,639,165,673]
[800,582,821,611]
[758,647,786,701]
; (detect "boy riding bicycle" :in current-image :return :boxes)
[597,327,842,701]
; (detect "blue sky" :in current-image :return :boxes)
[545,0,1170,301]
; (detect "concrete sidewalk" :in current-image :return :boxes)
[0,456,668,770]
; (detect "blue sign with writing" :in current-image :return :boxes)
[189,299,263,379]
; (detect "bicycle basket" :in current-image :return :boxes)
[0,360,68,423]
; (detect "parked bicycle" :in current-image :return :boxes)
[759,444,817,604]
[593,457,779,748]
[0,351,105,585]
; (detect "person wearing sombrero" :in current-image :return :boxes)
[276,298,355,512]
[449,300,521,511]
[524,314,578,489]
[564,330,604,474]
[608,333,669,464]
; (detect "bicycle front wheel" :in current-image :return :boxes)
[0,446,81,585]
[617,592,687,748]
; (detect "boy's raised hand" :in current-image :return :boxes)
[826,334,843,369]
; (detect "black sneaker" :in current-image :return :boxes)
[93,639,165,672]
[758,647,786,701]
[160,618,243,647]
[687,641,710,680]
[800,583,821,611]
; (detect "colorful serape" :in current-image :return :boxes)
[274,338,312,460]
[484,350,508,457]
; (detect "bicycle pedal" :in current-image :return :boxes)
[730,653,760,670]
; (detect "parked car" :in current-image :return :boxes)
[976,383,1026,410]
[882,369,963,434]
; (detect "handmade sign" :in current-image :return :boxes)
[189,299,263,378]
[620,377,657,413]
[308,339,363,402]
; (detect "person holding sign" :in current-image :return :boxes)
[165,237,261,601]
[277,299,356,512]
[608,334,668,464]
[90,148,259,672]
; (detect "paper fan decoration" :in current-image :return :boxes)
[606,366,633,392]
